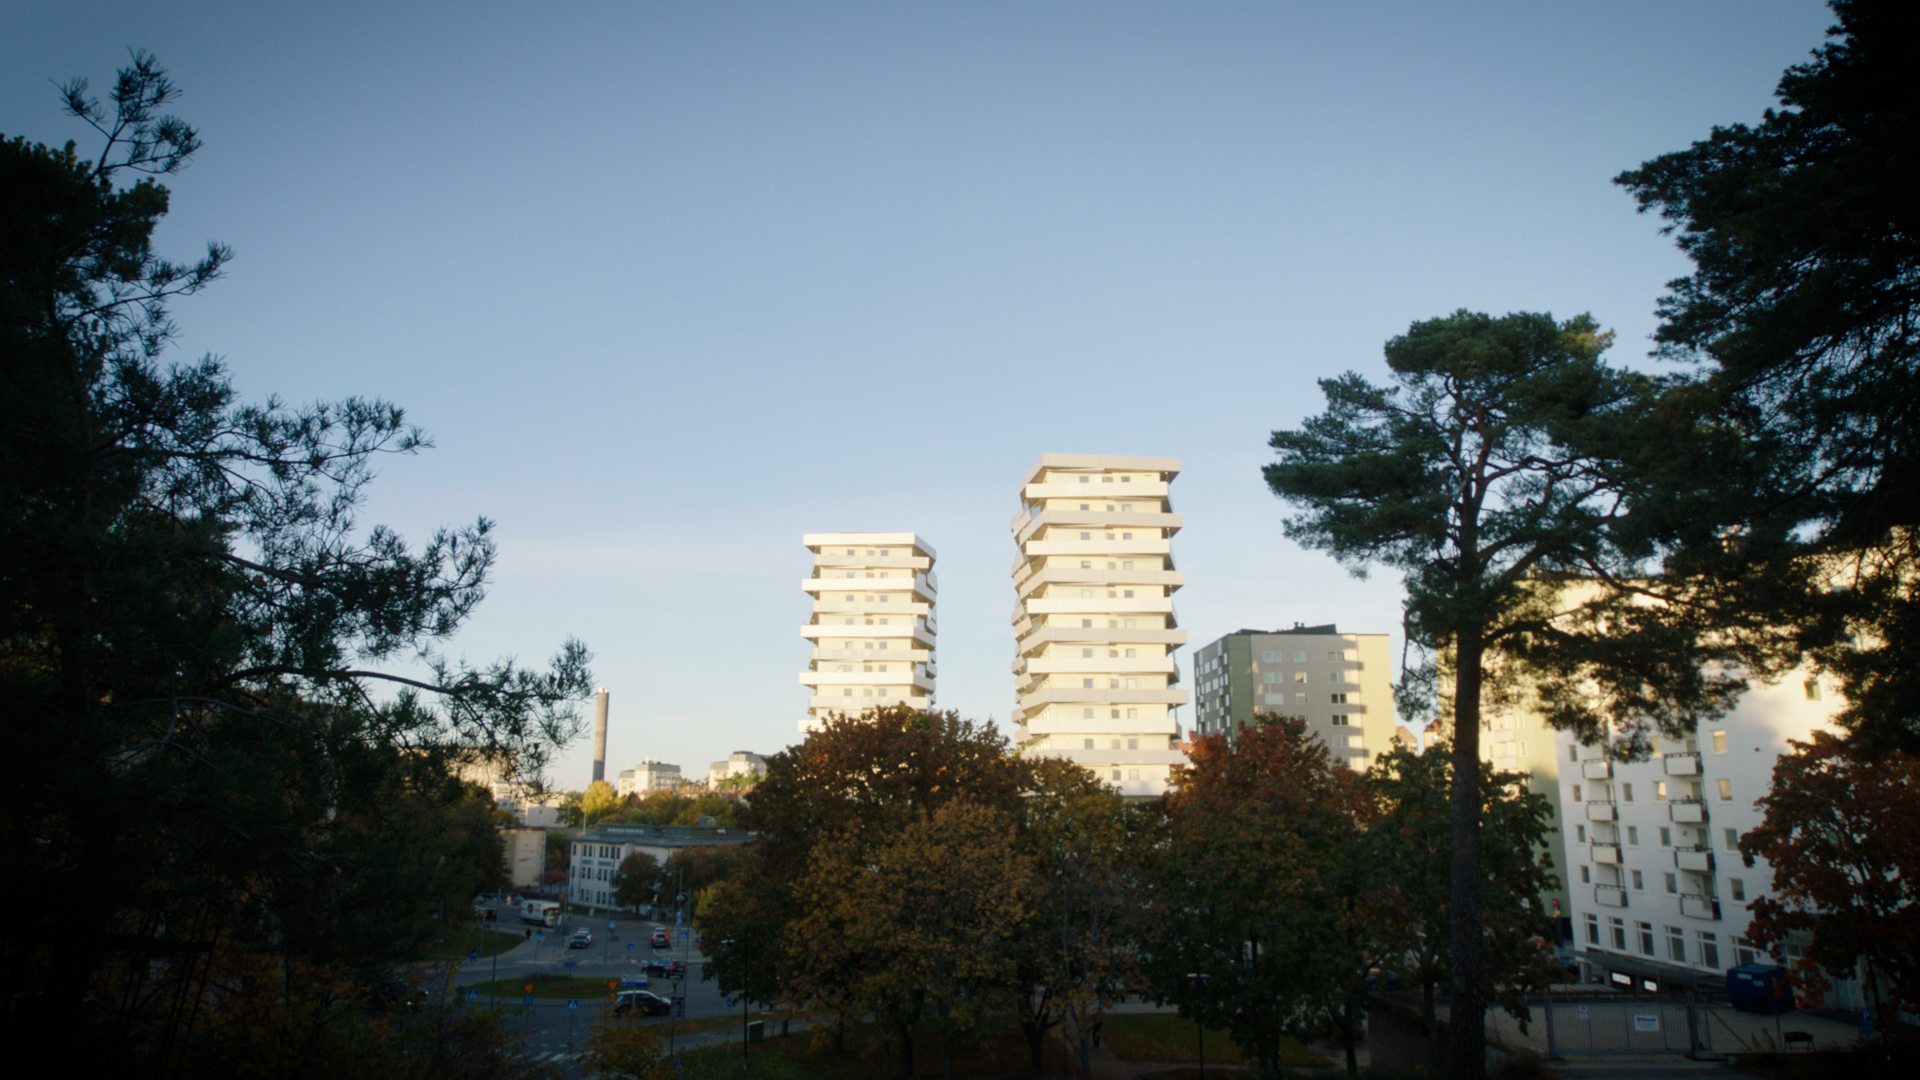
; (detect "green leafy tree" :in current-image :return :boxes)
[1148,716,1374,1078]
[580,780,622,824]
[0,55,592,1065]
[1739,731,1920,1019]
[1362,744,1560,1067]
[1264,311,1743,1078]
[1615,0,1920,754]
[612,851,661,912]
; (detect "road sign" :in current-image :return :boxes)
[1861,1009,1874,1036]
[1576,1005,1589,1021]
[524,984,534,994]
[536,932,545,943]
[564,961,577,970]
[523,995,533,1006]
[609,920,616,929]
[468,950,479,960]
[567,999,579,1011]
[467,989,479,1001]
[1633,1014,1659,1032]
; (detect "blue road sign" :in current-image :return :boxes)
[567,999,579,1011]
[626,942,634,951]
[468,949,478,960]
[467,989,479,1001]
[564,961,577,970]
[609,920,616,929]
[523,995,533,1007]
[1861,1009,1874,1036]
[535,932,545,942]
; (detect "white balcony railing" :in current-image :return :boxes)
[1595,885,1628,908]
[1675,848,1715,873]
[1679,895,1721,920]
[1591,843,1622,865]
[1670,800,1708,824]
[1586,801,1618,822]
[1663,752,1701,776]
[1581,759,1614,780]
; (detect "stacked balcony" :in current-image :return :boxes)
[1662,752,1701,776]
[1679,894,1722,920]
[1674,847,1715,872]
[1670,799,1709,824]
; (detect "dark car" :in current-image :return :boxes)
[613,990,673,1017]
[568,929,592,949]
[642,959,687,979]
[649,929,670,949]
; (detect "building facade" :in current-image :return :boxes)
[799,533,937,732]
[614,759,682,797]
[1190,624,1393,773]
[1557,670,1841,989]
[707,751,767,787]
[1011,454,1189,798]
[500,826,546,890]
[568,823,756,913]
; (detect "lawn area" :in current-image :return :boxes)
[666,1018,1069,1079]
[1101,1012,1326,1068]
[432,924,523,960]
[468,974,626,1000]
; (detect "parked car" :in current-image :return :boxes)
[612,990,673,1017]
[642,959,686,979]
[568,929,592,949]
[649,929,670,949]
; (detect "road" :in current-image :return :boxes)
[447,904,754,1077]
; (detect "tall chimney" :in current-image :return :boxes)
[592,687,609,784]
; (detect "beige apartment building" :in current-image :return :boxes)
[1011,454,1189,797]
[799,532,937,732]
[1191,624,1393,772]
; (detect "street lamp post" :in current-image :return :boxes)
[1188,972,1210,1077]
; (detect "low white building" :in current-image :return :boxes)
[568,823,756,913]
[707,751,766,787]
[1558,669,1842,990]
[500,826,546,890]
[614,760,682,797]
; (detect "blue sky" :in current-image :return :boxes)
[2,1,1835,789]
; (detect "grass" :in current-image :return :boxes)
[432,924,523,960]
[1101,1012,1327,1068]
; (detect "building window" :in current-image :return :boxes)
[1585,913,1600,946]
[1079,476,1089,483]
[1111,770,1121,781]
[1332,714,1349,725]
[1655,781,1667,801]
[1717,778,1733,801]
[1330,694,1348,704]
[1124,619,1136,628]
[1082,648,1094,658]
[1576,824,1586,843]
[1659,827,1672,847]
[1127,738,1138,750]
[1568,744,1578,763]
[1126,708,1138,719]
[1081,589,1093,599]
[1724,827,1739,848]
[1572,785,1582,802]
[1623,783,1634,802]
[1631,870,1644,890]
[1084,738,1094,749]
[1697,931,1719,969]
[1082,619,1093,628]
[1125,648,1136,658]
[1123,561,1134,569]
[1711,730,1727,753]
[1110,709,1120,718]
[1610,917,1627,950]
[1637,921,1655,955]
[1080,503,1090,511]
[1083,708,1094,718]
[1667,925,1686,962]
[1627,826,1639,845]
[1081,560,1092,568]
[1804,678,1821,700]
[1664,872,1677,894]
[1580,865,1591,884]
[1729,878,1746,902]
[1080,532,1091,540]
[1734,939,1759,966]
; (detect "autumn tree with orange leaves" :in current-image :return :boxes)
[1739,731,1920,1017]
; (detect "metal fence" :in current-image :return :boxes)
[1526,991,1851,1057]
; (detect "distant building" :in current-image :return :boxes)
[568,823,757,913]
[1011,454,1190,798]
[1393,725,1422,751]
[707,751,767,787]
[500,826,545,889]
[800,533,938,732]
[1191,624,1393,773]
[614,760,682,797]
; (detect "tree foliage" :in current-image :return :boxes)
[612,851,662,911]
[1147,716,1374,1077]
[1614,0,1920,753]
[1263,310,1740,1078]
[1739,731,1920,1015]
[0,55,591,1068]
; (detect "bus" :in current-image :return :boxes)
[519,899,560,927]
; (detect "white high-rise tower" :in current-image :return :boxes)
[1010,455,1189,796]
[799,533,937,733]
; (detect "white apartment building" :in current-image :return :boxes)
[707,751,767,787]
[1191,624,1393,772]
[799,533,937,733]
[568,823,756,913]
[1011,454,1189,798]
[1559,670,1842,989]
[614,759,682,797]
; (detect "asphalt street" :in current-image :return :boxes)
[449,903,754,1078]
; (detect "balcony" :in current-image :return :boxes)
[1585,801,1618,822]
[1675,848,1715,873]
[1581,759,1614,780]
[1663,752,1701,776]
[1680,895,1722,920]
[1595,885,1628,908]
[1591,843,1622,865]
[1670,799,1709,824]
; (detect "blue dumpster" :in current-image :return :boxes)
[1727,964,1794,1013]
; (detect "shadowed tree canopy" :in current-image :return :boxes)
[1615,0,1920,753]
[0,54,592,1069]
[1263,310,1748,1079]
